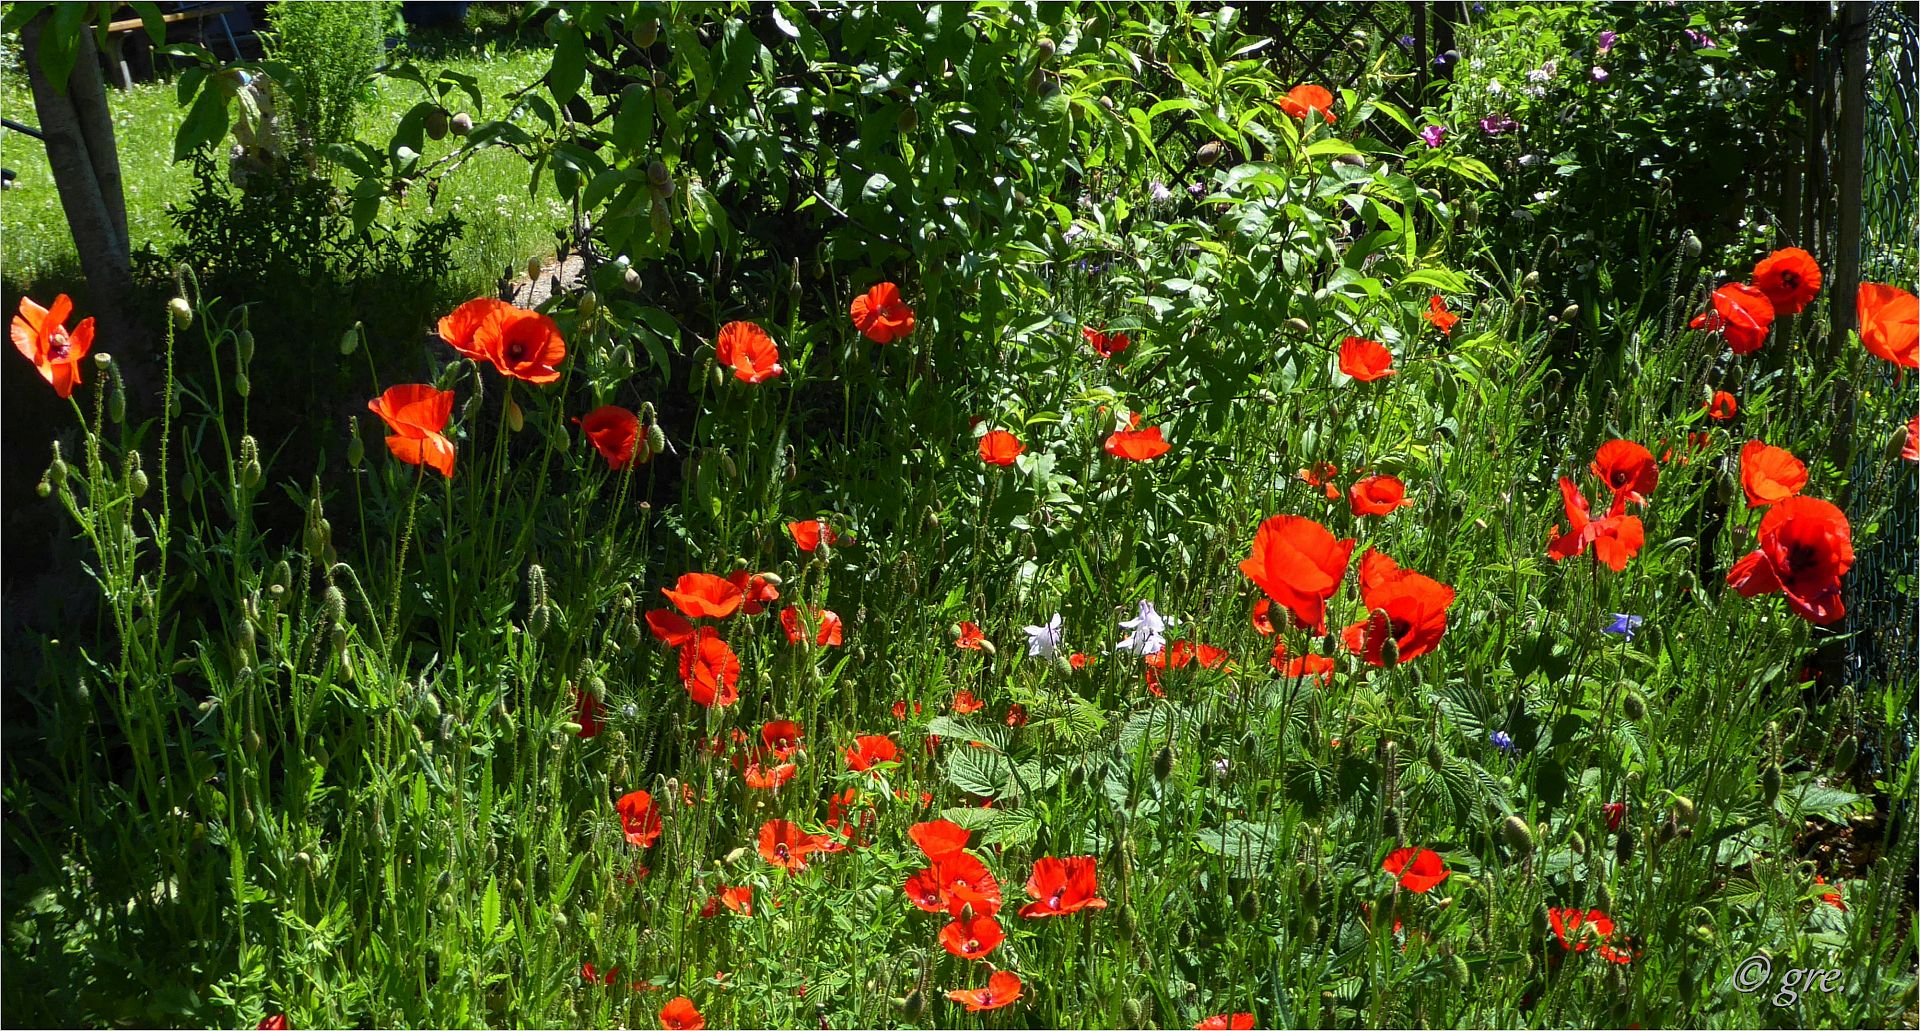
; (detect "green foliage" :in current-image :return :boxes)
[264,0,395,159]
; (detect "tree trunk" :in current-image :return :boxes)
[21,12,153,401]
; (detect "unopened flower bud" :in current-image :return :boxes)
[1285,317,1311,334]
[340,322,361,356]
[1502,814,1535,854]
[168,296,193,329]
[506,397,525,432]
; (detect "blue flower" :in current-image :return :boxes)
[1115,600,1168,656]
[1490,730,1515,753]
[1603,613,1644,642]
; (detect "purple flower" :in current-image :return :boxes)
[1490,730,1516,753]
[1419,124,1447,148]
[1591,66,1610,82]
[1597,30,1618,54]
[1397,34,1415,50]
[1604,613,1644,642]
[1478,115,1519,136]
[1685,28,1719,49]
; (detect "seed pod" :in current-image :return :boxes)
[168,296,193,329]
[425,107,450,140]
[35,475,50,498]
[1760,764,1781,806]
[268,559,291,599]
[1623,691,1646,721]
[1197,140,1224,166]
[1833,735,1857,774]
[1502,814,1535,854]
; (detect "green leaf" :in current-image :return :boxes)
[926,716,1010,752]
[174,82,231,162]
[548,26,587,104]
[35,3,87,97]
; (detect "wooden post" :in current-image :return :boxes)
[1830,0,1870,349]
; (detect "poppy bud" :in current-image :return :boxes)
[902,991,927,1021]
[1378,633,1399,668]
[1833,735,1857,774]
[1760,764,1781,806]
[238,328,255,368]
[127,452,149,498]
[235,372,252,399]
[1714,466,1736,505]
[1153,745,1174,781]
[1568,830,1586,855]
[527,257,544,282]
[1501,814,1534,854]
[1623,690,1646,721]
[168,296,193,330]
[1671,795,1696,825]
[1383,806,1403,841]
[1197,140,1223,166]
[1285,317,1311,334]
[506,397,525,432]
[579,290,598,318]
[1657,817,1677,845]
[1561,304,1580,322]
[1116,902,1138,939]
[1122,997,1144,1026]
[1614,825,1636,866]
[1522,270,1540,290]
[1427,740,1445,774]
[267,559,290,600]
[1444,952,1470,988]
[1682,230,1702,258]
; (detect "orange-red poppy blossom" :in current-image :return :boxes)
[1904,415,1919,462]
[1382,847,1451,893]
[1857,283,1918,367]
[1300,461,1342,499]
[843,734,899,772]
[1238,515,1356,634]
[1546,478,1645,572]
[1338,337,1395,381]
[1269,640,1335,685]
[779,604,843,646]
[955,621,988,650]
[938,913,1005,959]
[440,299,566,383]
[658,997,705,1031]
[436,296,511,362]
[1084,326,1131,357]
[1690,283,1775,354]
[851,282,915,343]
[10,294,94,398]
[1195,1015,1255,1030]
[573,686,603,738]
[368,384,457,477]
[761,720,804,757]
[1739,439,1808,507]
[1726,495,1853,625]
[1349,474,1411,516]
[716,321,784,383]
[1547,907,1633,963]
[905,865,955,913]
[616,790,663,847]
[1105,422,1171,461]
[646,608,696,647]
[1590,439,1659,503]
[576,405,641,469]
[910,819,970,859]
[1278,83,1336,124]
[726,570,780,615]
[662,573,744,619]
[743,761,796,790]
[758,818,830,872]
[678,628,741,707]
[946,970,1022,1012]
[1340,548,1455,665]
[1019,855,1106,917]
[787,519,840,552]
[1251,598,1275,636]
[979,429,1026,465]
[720,885,753,915]
[951,689,984,714]
[1752,247,1822,314]
[1424,295,1460,335]
[1706,391,1739,421]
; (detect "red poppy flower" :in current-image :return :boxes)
[573,685,603,738]
[1857,283,1918,367]
[1195,1015,1255,1030]
[1005,702,1028,726]
[1300,461,1342,500]
[1277,83,1336,124]
[256,1015,290,1031]
[826,787,875,849]
[662,573,744,619]
[892,700,922,720]
[905,866,954,913]
[1590,439,1658,503]
[659,995,705,1030]
[1105,423,1171,461]
[1381,847,1450,893]
[1084,326,1131,357]
[1815,875,1846,911]
[1691,283,1775,354]
[478,305,567,383]
[1338,337,1395,381]
[911,819,970,859]
[10,294,94,398]
[1349,474,1411,516]
[678,628,740,707]
[368,384,457,477]
[1268,640,1334,685]
[719,885,753,915]
[1752,247,1822,315]
[939,913,1005,959]
[715,321,783,383]
[758,818,829,872]
[955,621,988,650]
[1726,495,1853,625]
[436,297,510,362]
[1251,598,1275,636]
[1238,515,1356,634]
[1548,907,1616,953]
[979,429,1026,466]
[843,734,899,772]
[951,689,985,714]
[946,970,1022,1012]
[743,761,796,789]
[1903,415,1919,463]
[725,570,780,615]
[1602,801,1627,832]
[779,604,843,646]
[645,608,696,647]
[1546,478,1645,572]
[1067,652,1092,669]
[1740,439,1807,507]
[761,720,803,758]
[1424,295,1460,335]
[1018,855,1106,917]
[575,405,641,469]
[616,790,663,847]
[1340,548,1455,665]
[851,282,915,343]
[788,518,841,552]
[1705,391,1739,421]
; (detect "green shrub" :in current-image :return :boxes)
[264,0,395,161]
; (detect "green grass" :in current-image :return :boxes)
[0,31,557,300]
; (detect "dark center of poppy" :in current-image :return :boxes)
[47,330,71,361]
[1783,541,1818,573]
[1048,886,1066,908]
[1610,469,1630,487]
[505,341,527,362]
[774,843,790,859]
[1781,270,1800,289]
[1390,618,1413,641]
[964,937,980,951]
